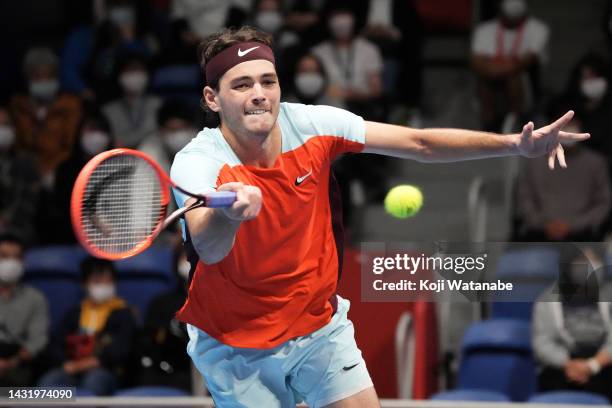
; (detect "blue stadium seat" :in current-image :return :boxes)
[75,388,96,397]
[456,319,537,401]
[528,391,610,405]
[27,277,82,332]
[24,245,89,276]
[114,386,190,397]
[431,389,510,402]
[151,64,202,111]
[490,248,559,320]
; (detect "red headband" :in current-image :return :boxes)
[205,42,275,86]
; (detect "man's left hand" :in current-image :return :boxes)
[516,111,590,169]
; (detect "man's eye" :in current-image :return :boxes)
[234,83,249,90]
[263,80,277,86]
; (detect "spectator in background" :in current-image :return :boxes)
[44,110,113,244]
[39,257,137,395]
[0,233,49,387]
[311,6,384,120]
[284,54,339,106]
[60,0,154,103]
[0,107,40,245]
[285,0,327,50]
[134,246,191,391]
[533,251,612,401]
[10,47,82,187]
[515,112,610,242]
[138,99,196,173]
[471,0,549,131]
[166,0,249,63]
[559,54,612,166]
[103,51,161,148]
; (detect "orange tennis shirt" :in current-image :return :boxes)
[170,103,365,348]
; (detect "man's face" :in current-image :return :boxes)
[213,59,281,138]
[0,241,22,261]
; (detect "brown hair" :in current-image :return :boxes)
[198,26,273,126]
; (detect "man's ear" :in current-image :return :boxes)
[203,86,220,112]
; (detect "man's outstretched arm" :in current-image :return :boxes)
[364,111,590,169]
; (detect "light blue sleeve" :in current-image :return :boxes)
[283,103,366,147]
[170,141,225,208]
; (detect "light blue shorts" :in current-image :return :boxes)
[186,295,373,408]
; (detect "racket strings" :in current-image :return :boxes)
[80,154,166,254]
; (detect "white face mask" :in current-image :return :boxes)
[581,78,608,100]
[163,129,194,153]
[295,73,325,98]
[329,14,354,40]
[108,6,135,27]
[120,71,148,94]
[178,259,191,280]
[81,131,110,155]
[0,259,24,284]
[0,126,15,149]
[29,79,59,101]
[88,283,116,302]
[501,0,527,19]
[255,11,283,33]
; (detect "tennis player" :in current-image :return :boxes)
[170,27,589,408]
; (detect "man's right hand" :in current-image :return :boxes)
[217,182,262,222]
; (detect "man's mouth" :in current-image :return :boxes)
[245,109,270,116]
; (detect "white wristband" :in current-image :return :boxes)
[587,358,602,375]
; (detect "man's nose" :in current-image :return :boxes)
[251,83,266,104]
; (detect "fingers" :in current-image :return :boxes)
[550,110,574,129]
[558,130,591,141]
[556,144,566,168]
[521,121,534,141]
[548,148,555,170]
[217,182,245,192]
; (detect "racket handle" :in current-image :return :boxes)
[206,191,237,208]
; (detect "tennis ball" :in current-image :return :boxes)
[384,185,423,219]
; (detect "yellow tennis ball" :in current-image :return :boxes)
[384,185,423,219]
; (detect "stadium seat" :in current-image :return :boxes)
[151,64,202,111]
[490,248,559,320]
[528,391,610,405]
[114,386,190,397]
[24,245,89,276]
[455,319,537,401]
[75,388,96,397]
[431,389,510,401]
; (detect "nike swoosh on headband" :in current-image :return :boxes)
[238,46,260,57]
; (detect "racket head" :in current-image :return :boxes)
[71,148,171,260]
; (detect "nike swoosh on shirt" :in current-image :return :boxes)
[295,170,312,186]
[238,46,260,57]
[343,363,360,371]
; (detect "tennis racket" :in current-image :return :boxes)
[71,148,236,260]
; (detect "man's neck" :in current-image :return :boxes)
[220,122,281,168]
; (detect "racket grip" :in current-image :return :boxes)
[206,191,237,208]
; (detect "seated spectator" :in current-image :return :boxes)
[138,99,196,173]
[0,106,40,245]
[10,47,82,186]
[0,233,50,387]
[38,257,137,395]
[311,6,384,120]
[558,54,612,167]
[45,110,113,244]
[102,51,162,148]
[283,54,339,106]
[533,251,612,401]
[60,0,154,103]
[471,0,549,131]
[133,247,191,391]
[515,112,610,242]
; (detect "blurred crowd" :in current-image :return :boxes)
[2,0,612,396]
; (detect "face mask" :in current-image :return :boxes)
[0,259,24,284]
[88,283,115,302]
[120,72,148,94]
[329,14,354,40]
[0,126,15,149]
[108,6,135,27]
[581,78,608,100]
[163,129,194,153]
[81,131,110,155]
[255,11,283,33]
[501,0,527,19]
[295,73,325,98]
[178,259,191,280]
[29,79,59,101]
